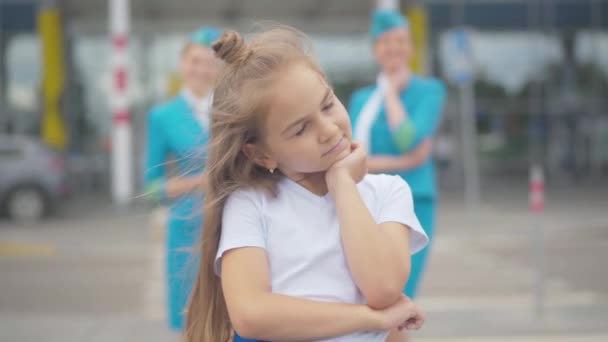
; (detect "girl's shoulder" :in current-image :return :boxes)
[362,173,407,186]
[224,186,273,211]
[359,173,413,196]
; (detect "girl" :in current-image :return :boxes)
[186,27,429,342]
[144,26,222,331]
[349,9,447,299]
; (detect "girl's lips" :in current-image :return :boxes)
[323,137,345,156]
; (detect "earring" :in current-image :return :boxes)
[269,168,275,174]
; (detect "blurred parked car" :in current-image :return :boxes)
[0,134,70,222]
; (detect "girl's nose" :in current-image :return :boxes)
[318,116,339,143]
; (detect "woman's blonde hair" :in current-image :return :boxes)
[185,26,326,342]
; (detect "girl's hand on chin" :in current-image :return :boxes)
[325,142,368,190]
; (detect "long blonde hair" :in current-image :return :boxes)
[185,26,325,342]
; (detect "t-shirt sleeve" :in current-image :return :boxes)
[377,175,429,254]
[214,190,267,276]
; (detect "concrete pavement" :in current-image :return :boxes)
[1,182,607,341]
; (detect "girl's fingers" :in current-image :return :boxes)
[410,316,424,329]
[400,315,424,331]
[404,322,418,330]
[350,141,366,151]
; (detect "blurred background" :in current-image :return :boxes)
[0,0,607,341]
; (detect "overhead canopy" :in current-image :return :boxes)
[0,2,36,32]
[2,0,607,34]
[426,0,608,31]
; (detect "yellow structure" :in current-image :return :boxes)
[38,7,67,149]
[406,5,429,75]
[166,71,182,99]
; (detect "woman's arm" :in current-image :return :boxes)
[367,79,446,174]
[163,173,206,199]
[384,79,409,131]
[383,78,446,153]
[367,138,433,173]
[145,174,206,201]
[144,110,206,201]
[222,247,394,341]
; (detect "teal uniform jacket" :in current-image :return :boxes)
[144,94,208,330]
[349,75,446,199]
[349,75,446,298]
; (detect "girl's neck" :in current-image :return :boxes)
[291,172,329,196]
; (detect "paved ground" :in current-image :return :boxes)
[1,181,606,341]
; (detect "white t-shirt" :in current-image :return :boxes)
[215,174,429,342]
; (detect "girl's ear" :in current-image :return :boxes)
[241,143,278,170]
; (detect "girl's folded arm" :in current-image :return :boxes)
[221,247,383,341]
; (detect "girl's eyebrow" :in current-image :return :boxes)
[320,87,333,105]
[282,115,310,135]
[281,87,332,135]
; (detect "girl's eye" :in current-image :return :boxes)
[295,123,308,136]
[322,102,334,112]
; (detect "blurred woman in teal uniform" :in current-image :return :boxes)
[144,27,222,331]
[349,10,446,299]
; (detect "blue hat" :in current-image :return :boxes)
[189,26,223,48]
[370,9,409,41]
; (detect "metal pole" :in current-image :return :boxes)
[525,0,547,320]
[590,0,602,178]
[534,211,545,319]
[0,30,7,133]
[109,0,133,205]
[453,0,480,208]
[460,81,480,207]
[529,164,545,318]
[464,32,481,208]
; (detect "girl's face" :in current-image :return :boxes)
[373,27,413,74]
[257,63,352,176]
[180,44,219,96]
